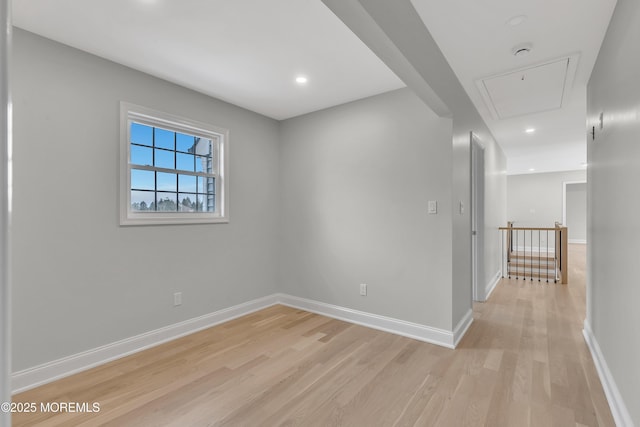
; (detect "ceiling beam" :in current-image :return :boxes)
[323,0,490,122]
[322,0,451,117]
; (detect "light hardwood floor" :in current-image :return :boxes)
[13,244,614,426]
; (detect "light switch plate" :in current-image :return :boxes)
[428,200,437,214]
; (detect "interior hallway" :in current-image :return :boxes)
[12,245,613,426]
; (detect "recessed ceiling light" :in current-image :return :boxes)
[506,15,527,26]
[529,168,536,172]
[525,128,536,133]
[295,76,308,85]
[580,162,588,167]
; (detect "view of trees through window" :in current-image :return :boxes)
[130,196,205,212]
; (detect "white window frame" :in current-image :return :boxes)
[120,102,229,225]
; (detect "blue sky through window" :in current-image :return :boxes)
[131,122,152,146]
[177,133,194,152]
[155,128,174,150]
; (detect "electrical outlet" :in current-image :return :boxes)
[174,292,182,306]
[360,283,367,296]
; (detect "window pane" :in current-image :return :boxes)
[178,174,196,193]
[176,153,195,172]
[201,193,215,212]
[155,128,174,150]
[194,194,205,212]
[199,177,215,212]
[131,169,154,190]
[178,193,197,212]
[156,192,178,211]
[204,177,216,195]
[176,133,195,153]
[131,145,153,166]
[155,149,174,169]
[192,138,212,156]
[157,172,177,192]
[195,155,212,173]
[131,190,154,212]
[131,123,152,146]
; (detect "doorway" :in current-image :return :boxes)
[471,133,485,302]
[563,181,587,244]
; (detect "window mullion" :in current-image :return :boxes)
[174,132,178,212]
[153,127,157,211]
[130,164,215,178]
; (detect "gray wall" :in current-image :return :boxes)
[12,30,281,371]
[507,170,586,228]
[587,0,640,423]
[323,0,507,317]
[566,182,587,242]
[279,88,454,329]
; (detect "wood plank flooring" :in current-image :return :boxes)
[13,244,614,426]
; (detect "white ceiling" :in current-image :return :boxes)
[13,0,405,120]
[411,0,617,174]
[14,0,618,174]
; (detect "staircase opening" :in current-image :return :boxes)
[499,222,569,284]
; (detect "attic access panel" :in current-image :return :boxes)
[477,57,575,120]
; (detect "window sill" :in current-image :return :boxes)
[120,213,229,226]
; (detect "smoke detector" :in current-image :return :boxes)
[512,43,532,57]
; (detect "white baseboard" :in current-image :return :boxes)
[12,294,280,394]
[485,270,501,300]
[276,293,461,349]
[453,309,473,347]
[583,320,634,427]
[13,293,472,394]
[569,239,587,244]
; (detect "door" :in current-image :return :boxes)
[471,133,485,301]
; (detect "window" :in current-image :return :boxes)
[120,103,228,225]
